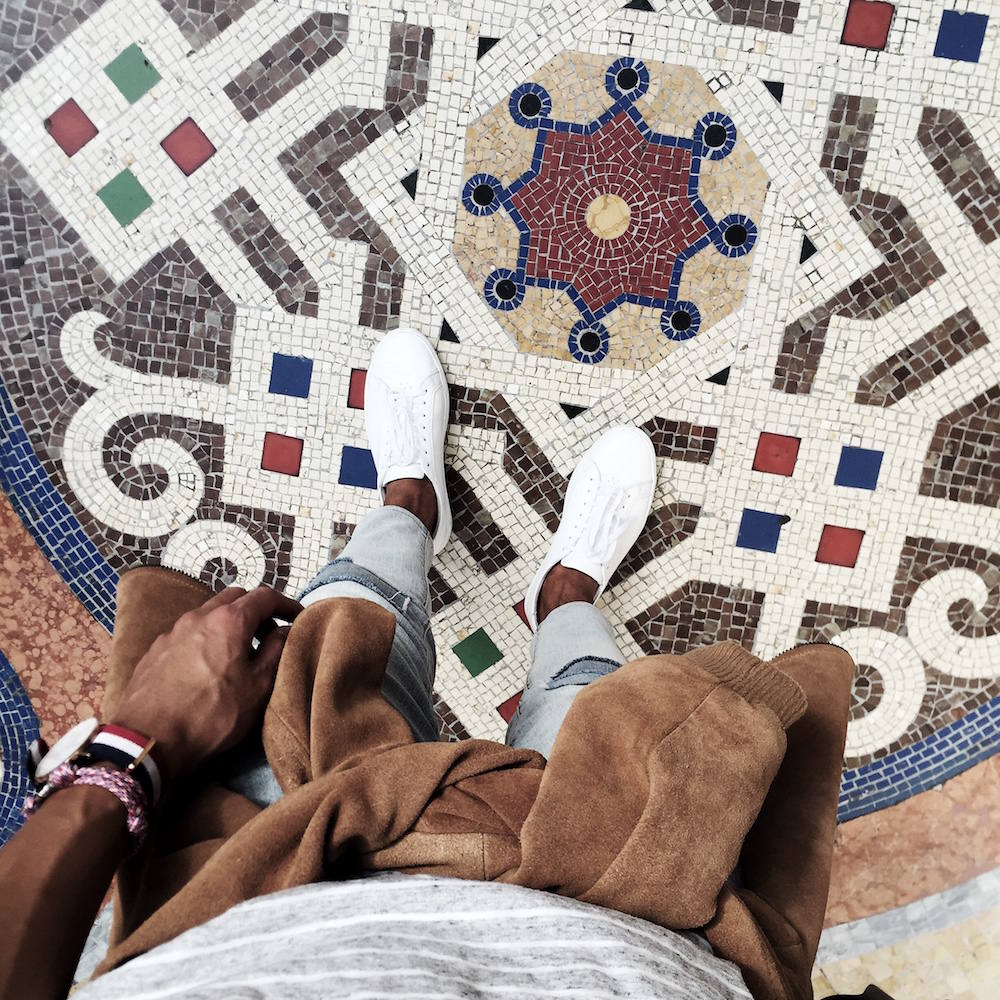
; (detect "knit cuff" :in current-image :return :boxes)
[685,643,807,730]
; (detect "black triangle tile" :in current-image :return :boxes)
[477,36,500,59]
[560,403,588,419]
[440,319,459,343]
[624,0,655,9]
[800,234,818,263]
[763,80,785,103]
[401,170,418,199]
[706,366,730,386]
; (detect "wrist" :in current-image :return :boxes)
[106,709,191,787]
[25,763,148,851]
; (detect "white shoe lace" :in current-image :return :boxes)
[383,390,424,470]
[580,484,628,566]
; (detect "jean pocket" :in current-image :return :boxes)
[546,655,623,690]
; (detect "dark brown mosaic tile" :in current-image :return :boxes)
[918,106,1000,245]
[626,581,765,655]
[359,247,405,331]
[707,0,799,33]
[94,240,235,383]
[855,308,988,407]
[921,384,1000,509]
[433,691,472,742]
[820,93,877,199]
[213,187,319,318]
[201,555,239,590]
[428,566,458,615]
[773,94,944,395]
[278,22,433,330]
[449,384,567,532]
[326,520,355,561]
[850,662,885,722]
[445,465,518,576]
[0,0,105,89]
[223,11,349,123]
[157,0,257,50]
[607,502,700,588]
[640,415,717,464]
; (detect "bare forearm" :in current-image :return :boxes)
[0,786,130,1000]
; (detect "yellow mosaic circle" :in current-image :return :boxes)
[585,193,631,239]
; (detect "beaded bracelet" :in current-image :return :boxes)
[24,762,150,851]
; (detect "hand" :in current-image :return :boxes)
[110,586,304,782]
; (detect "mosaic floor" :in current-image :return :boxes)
[2,0,1000,993]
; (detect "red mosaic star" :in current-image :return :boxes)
[509,111,710,313]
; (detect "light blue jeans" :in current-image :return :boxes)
[222,505,626,807]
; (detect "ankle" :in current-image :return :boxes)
[537,564,598,625]
[384,477,438,535]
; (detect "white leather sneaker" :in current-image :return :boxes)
[523,425,657,631]
[364,327,452,555]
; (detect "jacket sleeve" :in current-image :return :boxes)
[735,644,854,997]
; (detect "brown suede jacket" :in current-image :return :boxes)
[96,567,854,1000]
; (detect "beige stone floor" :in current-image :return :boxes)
[813,905,1000,1000]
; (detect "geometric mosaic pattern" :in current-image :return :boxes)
[2,0,1000,846]
[455,54,764,366]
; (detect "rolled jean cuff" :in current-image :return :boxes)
[530,601,626,673]
[299,505,433,612]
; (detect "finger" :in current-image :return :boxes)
[234,587,305,629]
[252,624,291,679]
[199,586,248,613]
[250,615,278,653]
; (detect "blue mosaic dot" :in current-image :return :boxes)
[711,213,758,258]
[604,57,650,101]
[508,82,552,128]
[694,112,737,161]
[660,300,701,341]
[933,9,989,63]
[568,320,610,364]
[462,173,505,217]
[484,268,525,311]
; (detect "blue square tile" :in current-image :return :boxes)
[835,446,884,490]
[339,446,377,488]
[736,508,784,553]
[268,353,313,398]
[933,9,988,62]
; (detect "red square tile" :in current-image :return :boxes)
[752,431,800,477]
[496,690,523,724]
[347,368,367,410]
[160,117,216,176]
[45,98,98,157]
[261,431,303,476]
[513,599,530,629]
[841,0,895,50]
[816,525,865,568]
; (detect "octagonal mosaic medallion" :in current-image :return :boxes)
[454,52,768,369]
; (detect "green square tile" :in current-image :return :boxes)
[104,44,161,103]
[453,627,503,677]
[97,169,152,226]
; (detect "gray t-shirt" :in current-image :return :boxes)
[76,873,754,999]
